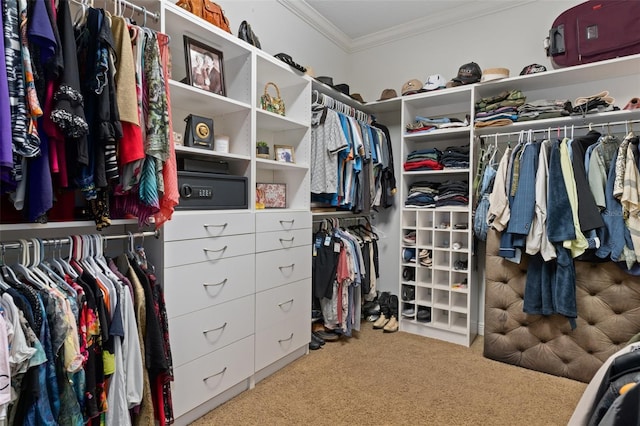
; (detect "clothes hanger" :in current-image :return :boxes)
[0,244,10,291]
[11,239,47,291]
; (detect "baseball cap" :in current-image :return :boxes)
[452,62,482,84]
[520,64,547,75]
[423,74,447,91]
[401,79,425,96]
[377,88,398,101]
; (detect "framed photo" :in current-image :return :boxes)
[256,183,287,208]
[274,145,295,163]
[183,36,225,96]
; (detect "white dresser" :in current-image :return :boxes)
[161,211,256,419]
[254,210,312,380]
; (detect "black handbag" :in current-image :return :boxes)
[238,20,261,49]
[184,114,214,150]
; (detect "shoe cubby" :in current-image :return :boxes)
[415,287,432,305]
[417,230,433,248]
[451,292,468,311]
[401,303,416,319]
[433,289,449,309]
[452,252,469,272]
[451,211,469,231]
[402,211,417,228]
[432,308,449,328]
[450,230,468,251]
[450,312,468,333]
[399,84,477,346]
[432,250,450,269]
[417,211,434,229]
[401,267,416,284]
[434,211,451,231]
[433,230,450,250]
[451,271,468,292]
[416,306,432,323]
[416,267,432,286]
[433,269,449,290]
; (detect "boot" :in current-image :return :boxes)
[373,292,391,329]
[372,312,389,329]
[382,294,399,333]
[383,315,398,333]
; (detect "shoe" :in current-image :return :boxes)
[417,307,431,322]
[402,248,416,263]
[383,315,399,332]
[309,340,321,350]
[401,284,415,301]
[402,267,415,282]
[311,332,326,346]
[402,231,416,245]
[312,322,341,341]
[366,314,380,322]
[624,97,640,110]
[373,313,389,329]
[401,307,415,317]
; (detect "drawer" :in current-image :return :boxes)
[172,335,254,418]
[255,316,309,372]
[255,228,310,253]
[164,233,255,268]
[256,279,310,331]
[255,245,311,292]
[164,254,255,319]
[163,211,254,241]
[169,295,255,367]
[255,210,311,233]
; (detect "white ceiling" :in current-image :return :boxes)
[278,0,535,52]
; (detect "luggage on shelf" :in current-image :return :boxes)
[546,0,640,67]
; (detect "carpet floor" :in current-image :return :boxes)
[190,324,587,426]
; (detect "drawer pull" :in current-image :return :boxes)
[203,278,228,287]
[203,322,227,335]
[278,298,294,307]
[278,333,294,343]
[203,246,227,253]
[279,237,295,244]
[203,223,228,229]
[278,263,295,270]
[279,219,295,229]
[203,367,227,382]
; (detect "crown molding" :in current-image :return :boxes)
[279,0,537,54]
[277,0,352,52]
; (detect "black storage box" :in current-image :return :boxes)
[176,171,248,210]
[177,157,230,174]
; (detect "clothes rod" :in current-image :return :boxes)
[0,230,159,251]
[479,118,639,140]
[71,0,160,22]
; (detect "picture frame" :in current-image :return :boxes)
[183,35,226,96]
[274,145,295,163]
[256,183,287,208]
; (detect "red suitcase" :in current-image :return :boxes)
[546,0,640,67]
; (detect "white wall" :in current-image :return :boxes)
[219,1,351,83]
[347,0,584,102]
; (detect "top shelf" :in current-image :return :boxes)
[474,54,640,96]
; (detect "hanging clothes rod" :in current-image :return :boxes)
[479,118,639,140]
[0,230,159,251]
[71,0,160,22]
[312,90,370,122]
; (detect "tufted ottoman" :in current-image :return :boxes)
[483,229,640,383]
